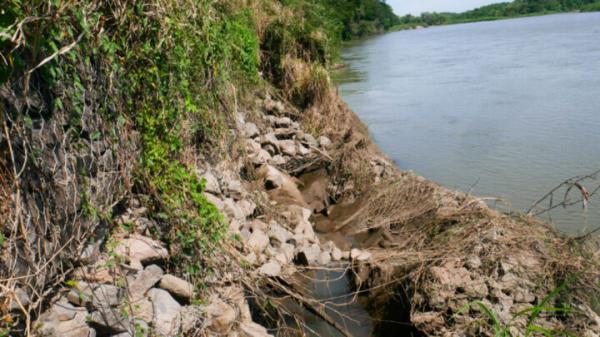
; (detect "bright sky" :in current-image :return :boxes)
[387,0,505,15]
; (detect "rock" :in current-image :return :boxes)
[245,138,262,154]
[148,288,182,336]
[89,308,130,333]
[296,244,321,265]
[243,122,260,138]
[258,260,282,277]
[430,266,471,287]
[274,117,292,128]
[247,229,270,253]
[465,256,482,270]
[298,144,311,156]
[279,243,295,262]
[274,128,296,139]
[261,133,280,152]
[270,155,286,166]
[223,198,245,220]
[464,280,489,298]
[268,223,291,245]
[331,246,343,261]
[259,165,284,190]
[37,300,94,337]
[131,298,154,323]
[114,234,168,269]
[128,264,163,301]
[207,300,237,334]
[350,248,372,261]
[238,199,257,218]
[198,170,221,195]
[225,180,243,200]
[80,241,102,264]
[513,288,536,303]
[251,149,272,165]
[239,321,273,337]
[159,275,194,299]
[264,98,284,114]
[9,288,30,311]
[180,305,204,334]
[278,140,297,156]
[204,193,225,211]
[67,281,95,307]
[92,284,121,308]
[412,311,445,327]
[303,134,318,147]
[318,251,331,265]
[318,136,332,148]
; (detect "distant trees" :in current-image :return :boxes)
[396,0,600,28]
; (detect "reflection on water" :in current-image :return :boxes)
[293,266,372,337]
[333,13,600,235]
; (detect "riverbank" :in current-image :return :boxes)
[1,1,599,337]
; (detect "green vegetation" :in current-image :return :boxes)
[395,0,600,29]
[455,281,575,337]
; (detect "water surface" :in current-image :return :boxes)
[334,13,600,234]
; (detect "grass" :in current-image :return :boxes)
[455,280,576,337]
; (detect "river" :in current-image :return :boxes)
[333,12,600,235]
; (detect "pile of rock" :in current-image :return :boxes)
[34,96,373,337]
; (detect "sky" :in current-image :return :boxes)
[387,0,504,15]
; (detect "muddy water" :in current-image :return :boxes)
[333,13,600,235]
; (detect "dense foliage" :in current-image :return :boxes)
[396,0,600,28]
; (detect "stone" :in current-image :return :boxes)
[350,248,372,261]
[132,298,154,323]
[159,275,194,299]
[279,243,295,262]
[264,99,284,114]
[318,251,331,265]
[465,256,482,270]
[274,117,292,128]
[92,284,121,308]
[238,199,257,218]
[318,136,332,148]
[198,170,221,195]
[89,308,130,333]
[243,122,260,138]
[9,288,30,311]
[252,149,272,165]
[261,133,280,152]
[207,300,236,333]
[67,281,95,307]
[204,193,225,211]
[37,300,94,337]
[246,138,262,154]
[278,140,297,156]
[239,321,273,337]
[258,260,282,277]
[296,244,321,265]
[259,165,284,190]
[331,246,343,261]
[297,144,311,156]
[181,305,204,334]
[114,234,169,269]
[223,198,245,220]
[225,179,244,200]
[270,155,286,166]
[303,134,318,147]
[128,264,164,301]
[464,280,489,298]
[513,288,536,303]
[148,288,182,336]
[247,229,270,253]
[268,223,291,245]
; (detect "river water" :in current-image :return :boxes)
[333,13,600,235]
